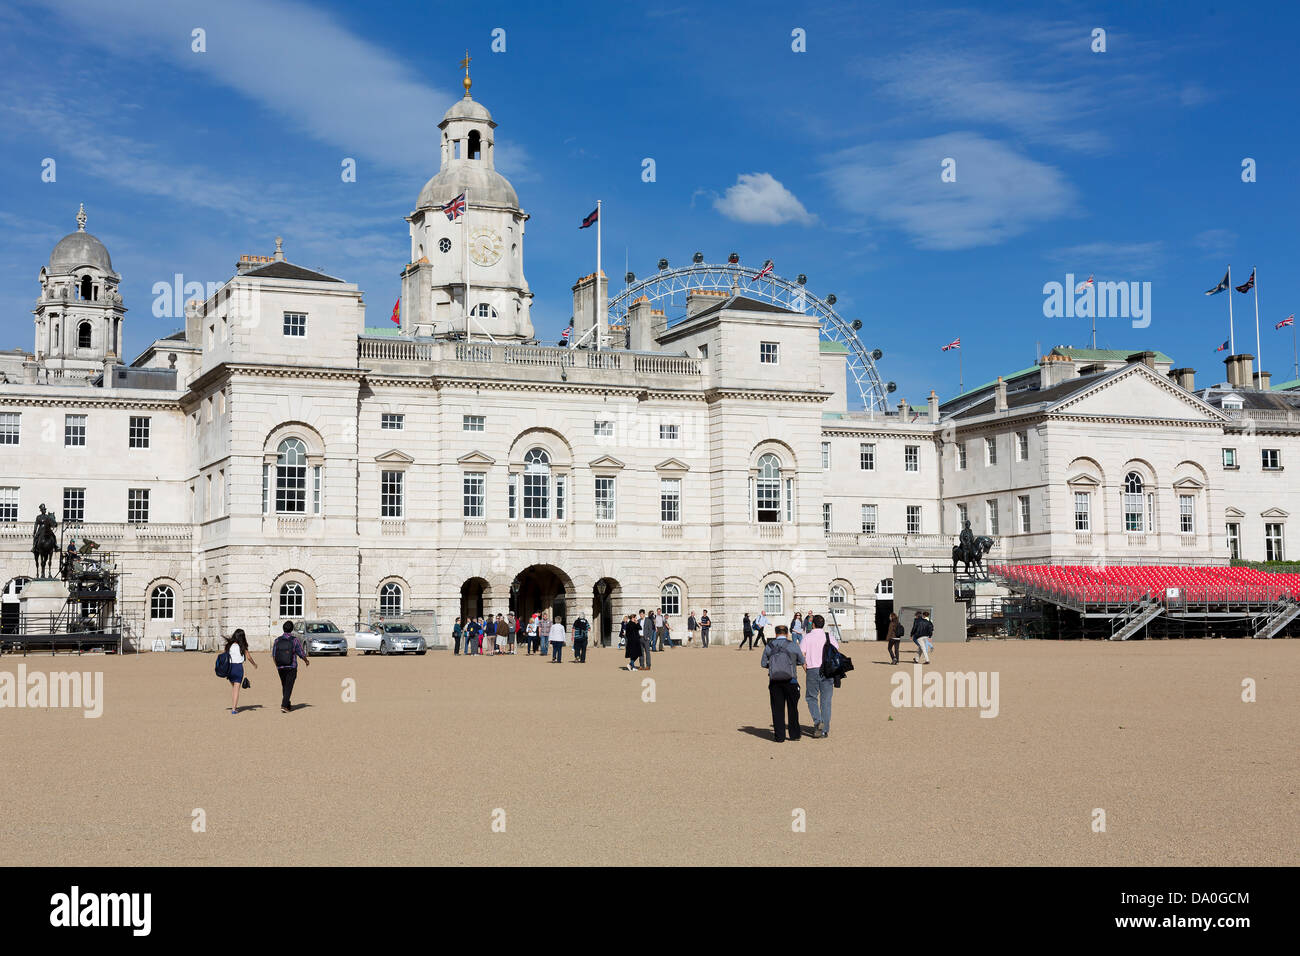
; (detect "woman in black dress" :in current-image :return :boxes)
[622,615,642,670]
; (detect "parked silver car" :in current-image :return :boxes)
[353,621,427,655]
[300,620,348,656]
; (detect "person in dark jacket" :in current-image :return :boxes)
[760,625,806,743]
[639,609,653,669]
[273,620,309,713]
[738,612,754,650]
[910,610,932,664]
[452,617,463,655]
[623,615,642,670]
[887,612,903,665]
[572,614,590,663]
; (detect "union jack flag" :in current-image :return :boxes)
[1235,269,1256,294]
[1075,274,1094,294]
[561,327,572,339]
[942,338,960,351]
[1277,315,1295,330]
[442,192,466,220]
[754,260,773,280]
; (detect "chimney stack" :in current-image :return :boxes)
[994,376,1008,412]
[1254,370,1272,391]
[1168,368,1196,390]
[928,390,940,423]
[625,295,653,351]
[1224,353,1254,388]
[1126,350,1157,368]
[897,398,908,419]
[1038,353,1077,389]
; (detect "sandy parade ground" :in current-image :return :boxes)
[1,639,1296,867]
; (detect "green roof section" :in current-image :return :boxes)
[819,340,849,353]
[362,326,403,337]
[1273,378,1300,391]
[943,364,1039,404]
[1051,346,1175,364]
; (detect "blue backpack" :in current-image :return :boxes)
[215,652,232,679]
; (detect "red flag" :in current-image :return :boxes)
[391,298,400,325]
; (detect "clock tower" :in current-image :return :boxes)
[402,65,534,340]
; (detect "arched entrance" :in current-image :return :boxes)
[2,577,31,635]
[461,577,490,622]
[592,577,620,647]
[510,565,572,625]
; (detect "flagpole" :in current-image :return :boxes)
[464,187,472,342]
[596,199,603,351]
[959,348,963,394]
[1253,266,1261,383]
[1227,264,1235,354]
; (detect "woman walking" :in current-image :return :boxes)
[791,612,805,640]
[224,628,257,715]
[623,615,642,670]
[887,612,903,665]
[739,612,754,650]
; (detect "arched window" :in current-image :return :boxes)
[467,129,482,160]
[763,582,784,615]
[472,303,499,318]
[523,447,551,519]
[829,585,847,606]
[79,275,93,300]
[877,578,894,597]
[660,582,681,616]
[276,438,308,513]
[756,453,782,523]
[150,584,175,619]
[77,322,92,349]
[279,581,304,618]
[1123,471,1145,532]
[379,581,403,616]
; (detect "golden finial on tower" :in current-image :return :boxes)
[460,49,472,95]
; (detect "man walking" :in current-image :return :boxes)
[655,608,668,651]
[755,610,769,646]
[639,609,654,670]
[549,617,566,663]
[700,609,711,648]
[760,625,805,743]
[910,610,932,664]
[800,614,840,739]
[272,620,309,714]
[539,614,550,656]
[572,612,590,663]
[739,612,754,650]
[686,611,698,646]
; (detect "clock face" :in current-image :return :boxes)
[468,229,504,267]
[438,237,451,253]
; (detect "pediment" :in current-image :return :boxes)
[1261,507,1289,518]
[655,457,690,473]
[1066,473,1101,487]
[457,450,496,466]
[1172,476,1205,490]
[1051,364,1229,422]
[588,455,625,471]
[1224,507,1245,518]
[375,449,414,464]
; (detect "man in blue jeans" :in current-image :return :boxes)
[273,620,309,713]
[799,614,839,739]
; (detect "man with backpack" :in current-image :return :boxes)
[799,614,840,739]
[273,621,309,713]
[571,613,590,663]
[760,624,806,743]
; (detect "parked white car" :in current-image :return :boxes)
[353,621,427,655]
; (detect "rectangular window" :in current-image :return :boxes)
[594,420,614,439]
[986,499,999,536]
[861,503,877,534]
[283,312,307,337]
[261,465,268,514]
[957,503,968,528]
[523,470,549,520]
[1016,431,1029,461]
[1226,522,1241,560]
[785,477,794,522]
[821,442,830,469]
[380,470,404,518]
[1074,492,1091,532]
[64,414,86,447]
[1265,522,1285,562]
[312,465,322,516]
[822,502,831,533]
[756,474,781,523]
[1179,495,1195,534]
[1018,495,1031,533]
[127,488,150,524]
[129,416,151,449]
[555,475,566,520]
[1124,491,1144,532]
[463,473,485,518]
[463,414,485,432]
[859,443,875,471]
[1262,448,1281,470]
[381,413,404,430]
[0,412,18,445]
[660,478,681,523]
[904,445,919,472]
[759,341,780,364]
[508,474,518,520]
[63,487,85,523]
[659,423,679,441]
[985,436,998,466]
[594,476,616,522]
[1222,448,1237,469]
[956,442,967,470]
[0,487,18,522]
[906,505,921,534]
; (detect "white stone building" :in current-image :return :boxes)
[2,85,1299,648]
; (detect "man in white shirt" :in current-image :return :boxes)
[755,611,769,646]
[549,619,567,663]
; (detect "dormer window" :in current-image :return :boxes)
[467,130,482,160]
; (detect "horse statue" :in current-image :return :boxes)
[952,533,995,576]
[32,503,59,578]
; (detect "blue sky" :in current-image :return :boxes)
[2,0,1298,402]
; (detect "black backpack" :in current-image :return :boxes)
[273,635,295,667]
[820,635,854,680]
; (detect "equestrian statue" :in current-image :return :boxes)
[952,519,995,576]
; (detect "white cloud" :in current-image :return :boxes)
[1193,229,1237,259]
[822,133,1076,250]
[1051,241,1167,273]
[713,173,814,226]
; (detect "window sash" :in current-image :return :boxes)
[821,442,830,469]
[1123,493,1144,532]
[0,487,18,522]
[283,312,307,336]
[523,473,549,519]
[756,479,780,522]
[1018,496,1030,533]
[380,470,404,518]
[1074,493,1090,532]
[129,416,151,448]
[906,505,921,534]
[555,475,566,521]
[986,501,999,536]
[276,464,307,513]
[861,504,877,534]
[508,474,518,520]
[381,414,404,430]
[660,478,681,523]
[859,443,875,471]
[904,445,918,472]
[985,438,997,465]
[65,415,86,446]
[594,477,616,522]
[1264,523,1284,561]
[1179,495,1195,534]
[0,413,19,445]
[63,488,86,523]
[279,584,304,618]
[1226,523,1241,559]
[463,415,485,432]
[463,474,485,518]
[822,502,831,533]
[127,489,150,524]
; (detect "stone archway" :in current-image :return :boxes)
[592,577,621,647]
[510,564,573,625]
[460,577,491,622]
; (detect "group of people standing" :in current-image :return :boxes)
[615,608,712,670]
[451,612,592,663]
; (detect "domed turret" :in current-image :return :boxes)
[48,203,114,274]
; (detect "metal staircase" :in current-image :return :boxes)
[1110,599,1164,641]
[1252,599,1300,640]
